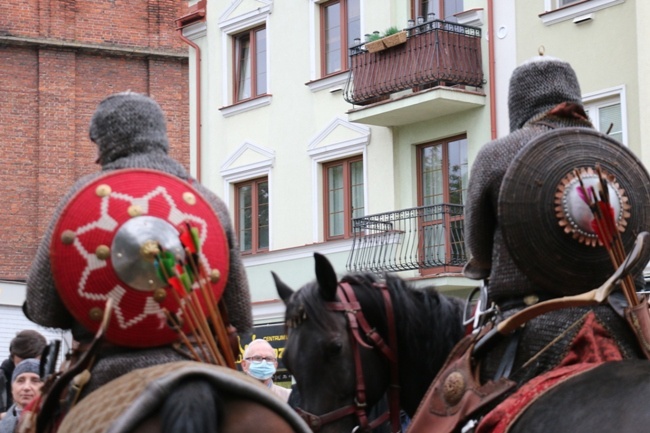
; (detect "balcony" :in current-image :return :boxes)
[346,204,466,274]
[343,20,485,127]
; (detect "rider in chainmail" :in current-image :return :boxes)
[24,92,253,398]
[464,56,643,387]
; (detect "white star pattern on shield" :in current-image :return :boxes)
[68,186,210,330]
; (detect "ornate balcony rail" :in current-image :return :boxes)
[346,204,466,273]
[344,20,483,106]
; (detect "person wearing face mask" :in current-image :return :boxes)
[241,339,290,402]
[0,359,43,433]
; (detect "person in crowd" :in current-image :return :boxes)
[0,331,46,416]
[241,339,291,402]
[0,359,43,433]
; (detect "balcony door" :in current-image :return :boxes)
[417,135,467,273]
[411,0,463,21]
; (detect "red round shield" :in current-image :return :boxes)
[50,169,230,347]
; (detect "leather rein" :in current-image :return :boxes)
[296,282,402,432]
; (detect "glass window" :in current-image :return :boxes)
[234,26,267,102]
[235,178,269,254]
[411,0,463,21]
[321,0,360,76]
[323,156,364,240]
[584,97,623,144]
[417,136,467,271]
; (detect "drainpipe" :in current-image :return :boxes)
[487,0,497,140]
[176,0,207,182]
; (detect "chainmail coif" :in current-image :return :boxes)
[24,92,253,395]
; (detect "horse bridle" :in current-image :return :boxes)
[295,282,402,433]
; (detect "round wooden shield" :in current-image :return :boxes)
[50,169,230,347]
[499,128,650,295]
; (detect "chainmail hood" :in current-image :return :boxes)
[90,92,169,166]
[508,56,582,132]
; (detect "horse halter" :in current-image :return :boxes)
[296,282,401,433]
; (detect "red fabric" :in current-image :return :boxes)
[476,312,623,433]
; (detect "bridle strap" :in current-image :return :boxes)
[314,282,401,433]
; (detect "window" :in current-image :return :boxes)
[323,156,364,240]
[235,177,269,254]
[320,0,360,76]
[417,135,467,271]
[411,0,463,21]
[585,99,623,144]
[234,26,267,102]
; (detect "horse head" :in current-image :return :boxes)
[273,253,394,432]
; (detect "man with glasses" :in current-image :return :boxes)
[241,339,290,402]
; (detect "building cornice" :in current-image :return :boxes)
[0,35,188,59]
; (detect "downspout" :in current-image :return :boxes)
[487,0,497,140]
[176,0,207,182]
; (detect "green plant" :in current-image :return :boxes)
[366,32,381,42]
[382,26,401,37]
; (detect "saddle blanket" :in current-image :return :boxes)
[476,311,624,433]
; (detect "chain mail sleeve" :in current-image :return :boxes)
[25,173,102,330]
[463,141,502,280]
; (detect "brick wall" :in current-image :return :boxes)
[0,1,190,280]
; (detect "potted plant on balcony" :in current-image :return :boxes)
[365,26,408,53]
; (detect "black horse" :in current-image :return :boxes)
[273,253,465,433]
[274,253,650,433]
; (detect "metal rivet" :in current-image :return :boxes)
[128,205,143,217]
[89,307,103,322]
[96,184,112,197]
[210,269,221,283]
[140,240,160,262]
[443,371,466,406]
[183,192,196,205]
[153,288,167,303]
[61,230,76,245]
[524,295,540,306]
[96,245,110,260]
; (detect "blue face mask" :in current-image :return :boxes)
[247,360,276,380]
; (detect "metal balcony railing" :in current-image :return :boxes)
[346,204,467,273]
[344,20,483,106]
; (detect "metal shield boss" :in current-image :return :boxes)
[499,128,650,296]
[50,169,230,347]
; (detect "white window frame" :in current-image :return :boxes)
[306,0,365,93]
[218,1,273,116]
[307,116,370,243]
[582,85,627,146]
[221,142,276,250]
[540,0,624,26]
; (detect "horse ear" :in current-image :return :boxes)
[272,272,294,305]
[314,253,338,301]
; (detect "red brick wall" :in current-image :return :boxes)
[0,1,190,280]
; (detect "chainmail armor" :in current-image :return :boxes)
[25,92,252,398]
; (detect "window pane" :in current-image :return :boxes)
[324,3,342,74]
[257,180,269,249]
[236,35,251,101]
[350,160,364,219]
[255,28,267,95]
[347,0,361,48]
[238,185,252,251]
[599,103,622,142]
[443,0,463,20]
[447,138,468,205]
[421,145,443,207]
[328,164,344,237]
